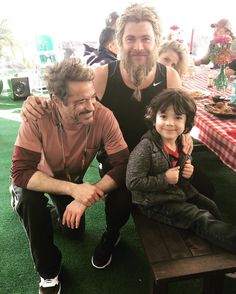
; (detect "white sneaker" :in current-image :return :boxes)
[39,275,61,294]
[9,184,18,211]
[225,272,236,279]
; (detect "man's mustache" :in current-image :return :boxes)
[129,50,148,56]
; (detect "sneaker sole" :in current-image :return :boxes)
[91,235,121,270]
[91,254,112,269]
[39,283,61,294]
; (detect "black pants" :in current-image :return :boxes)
[13,182,132,279]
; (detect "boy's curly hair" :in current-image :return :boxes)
[145,89,196,133]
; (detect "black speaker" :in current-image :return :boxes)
[11,77,30,100]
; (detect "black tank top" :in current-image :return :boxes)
[101,60,167,151]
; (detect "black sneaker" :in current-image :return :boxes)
[39,275,61,294]
[91,231,120,269]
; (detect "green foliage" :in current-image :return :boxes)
[0,18,16,58]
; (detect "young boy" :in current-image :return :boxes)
[126,89,236,254]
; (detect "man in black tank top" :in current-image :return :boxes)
[102,61,167,150]
[93,3,215,272]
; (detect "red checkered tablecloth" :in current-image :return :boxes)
[183,72,236,172]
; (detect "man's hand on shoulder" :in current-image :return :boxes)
[21,96,51,122]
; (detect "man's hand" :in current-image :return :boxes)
[182,134,193,155]
[181,159,194,179]
[21,96,51,122]
[71,182,104,206]
[165,166,180,184]
[62,200,86,229]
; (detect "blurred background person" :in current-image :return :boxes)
[226,59,236,77]
[83,11,119,58]
[105,11,119,29]
[157,40,188,78]
[86,27,118,67]
[194,18,234,68]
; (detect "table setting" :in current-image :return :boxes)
[183,68,236,171]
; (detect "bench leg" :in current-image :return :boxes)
[202,274,224,294]
[153,281,168,294]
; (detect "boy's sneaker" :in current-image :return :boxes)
[39,275,61,294]
[91,230,120,269]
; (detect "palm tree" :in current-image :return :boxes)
[0,18,16,94]
[0,18,15,59]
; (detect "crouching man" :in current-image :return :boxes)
[11,58,130,294]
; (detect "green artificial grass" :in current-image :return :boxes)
[0,95,236,294]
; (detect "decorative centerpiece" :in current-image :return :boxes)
[209,35,233,91]
[167,25,184,43]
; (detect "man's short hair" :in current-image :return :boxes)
[44,58,94,103]
[99,27,116,49]
[116,3,162,48]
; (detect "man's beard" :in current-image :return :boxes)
[120,48,157,101]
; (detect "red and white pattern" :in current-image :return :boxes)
[183,72,236,172]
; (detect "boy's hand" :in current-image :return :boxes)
[165,166,180,184]
[181,159,194,179]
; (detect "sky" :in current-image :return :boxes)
[1,0,236,66]
[2,0,235,43]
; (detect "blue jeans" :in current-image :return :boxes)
[139,194,236,254]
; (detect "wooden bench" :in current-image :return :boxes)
[132,206,236,294]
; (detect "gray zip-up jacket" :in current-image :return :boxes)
[126,129,198,206]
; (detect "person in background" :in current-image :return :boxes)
[105,11,119,29]
[226,59,236,77]
[83,11,119,58]
[126,88,236,256]
[86,27,118,67]
[194,18,234,67]
[157,40,188,78]
[11,58,129,293]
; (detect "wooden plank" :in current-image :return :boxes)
[152,253,236,282]
[158,223,192,259]
[179,229,220,256]
[132,208,171,262]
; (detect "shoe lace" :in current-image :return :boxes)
[40,276,59,288]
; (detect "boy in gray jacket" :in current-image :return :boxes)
[126,89,236,254]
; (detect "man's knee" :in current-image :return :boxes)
[13,185,47,214]
[106,186,132,208]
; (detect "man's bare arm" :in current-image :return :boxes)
[27,171,104,207]
[93,65,109,100]
[166,66,182,88]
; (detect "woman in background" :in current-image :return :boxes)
[157,40,188,78]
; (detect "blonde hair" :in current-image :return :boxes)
[116,3,162,48]
[158,41,188,78]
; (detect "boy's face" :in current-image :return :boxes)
[154,105,186,144]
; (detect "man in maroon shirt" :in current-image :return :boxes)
[11,58,130,294]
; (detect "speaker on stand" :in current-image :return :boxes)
[10,77,30,100]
